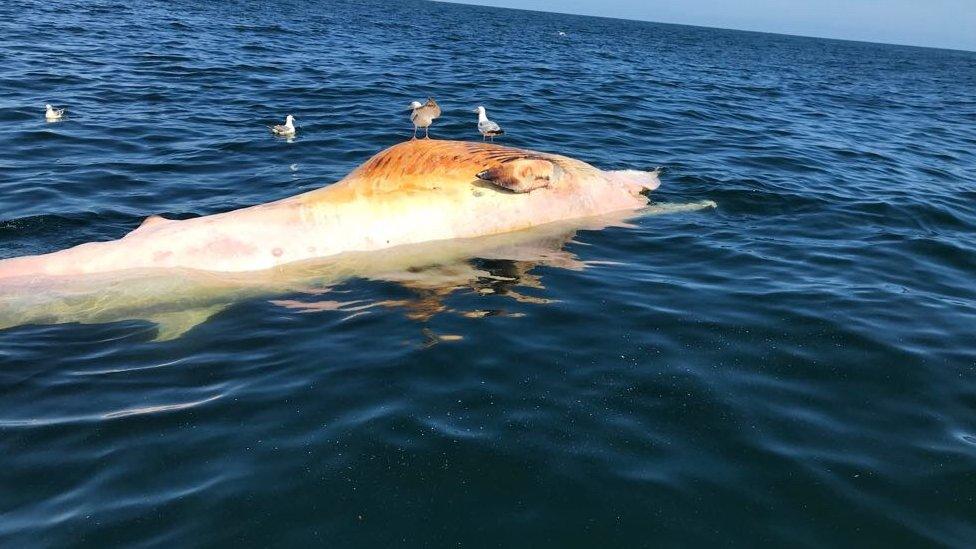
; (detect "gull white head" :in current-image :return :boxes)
[408,101,423,111]
[45,104,53,111]
[474,106,487,118]
[285,114,295,126]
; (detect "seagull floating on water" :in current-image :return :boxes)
[45,104,65,122]
[408,97,440,139]
[474,106,504,142]
[269,114,296,137]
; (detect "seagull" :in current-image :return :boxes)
[45,104,65,121]
[269,114,296,137]
[474,106,504,142]
[408,97,440,139]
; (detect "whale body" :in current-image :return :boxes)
[0,204,716,340]
[0,139,661,280]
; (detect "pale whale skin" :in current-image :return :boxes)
[0,139,660,279]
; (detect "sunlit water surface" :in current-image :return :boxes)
[1,0,975,546]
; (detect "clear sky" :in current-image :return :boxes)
[443,0,976,52]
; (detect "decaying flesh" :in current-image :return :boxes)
[0,139,662,279]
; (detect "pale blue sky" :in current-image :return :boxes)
[444,0,976,51]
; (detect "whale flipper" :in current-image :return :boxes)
[146,304,226,341]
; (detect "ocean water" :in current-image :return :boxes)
[2,0,976,546]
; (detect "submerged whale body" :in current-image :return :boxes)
[0,139,661,279]
[0,139,717,339]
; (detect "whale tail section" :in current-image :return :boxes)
[0,240,119,281]
[0,254,49,281]
[0,272,229,341]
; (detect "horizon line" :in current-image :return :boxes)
[431,0,976,54]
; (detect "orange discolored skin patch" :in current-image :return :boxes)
[304,139,599,205]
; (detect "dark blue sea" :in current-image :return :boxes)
[2,0,975,546]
